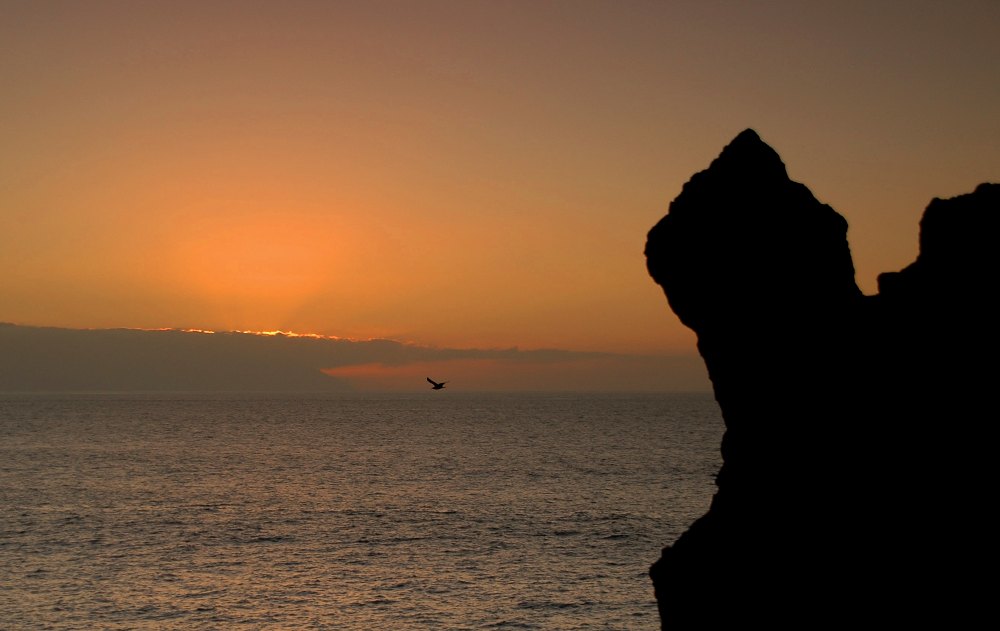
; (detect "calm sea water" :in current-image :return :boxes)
[0,392,723,630]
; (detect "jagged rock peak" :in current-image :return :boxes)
[918,182,999,266]
[645,129,859,331]
[878,181,998,298]
[693,128,788,185]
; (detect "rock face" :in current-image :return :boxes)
[645,129,997,628]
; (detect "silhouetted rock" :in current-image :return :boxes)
[645,130,997,628]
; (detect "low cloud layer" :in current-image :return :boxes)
[0,323,709,393]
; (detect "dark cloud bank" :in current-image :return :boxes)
[0,323,707,392]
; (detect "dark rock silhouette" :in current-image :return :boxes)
[645,129,997,627]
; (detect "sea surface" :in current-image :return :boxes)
[0,392,723,630]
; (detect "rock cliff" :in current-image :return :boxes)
[645,129,997,627]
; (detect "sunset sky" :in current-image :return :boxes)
[2,1,998,389]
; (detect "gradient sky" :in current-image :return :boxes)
[2,1,998,363]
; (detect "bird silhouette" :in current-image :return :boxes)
[427,377,447,390]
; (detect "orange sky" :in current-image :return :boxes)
[2,1,998,364]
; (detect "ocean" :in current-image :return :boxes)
[0,392,723,630]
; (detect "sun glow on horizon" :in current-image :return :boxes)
[167,213,341,309]
[126,326,350,341]
[233,329,339,340]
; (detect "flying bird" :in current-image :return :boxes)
[427,378,447,390]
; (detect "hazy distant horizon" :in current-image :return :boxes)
[0,322,711,393]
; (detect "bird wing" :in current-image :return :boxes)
[427,377,439,386]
